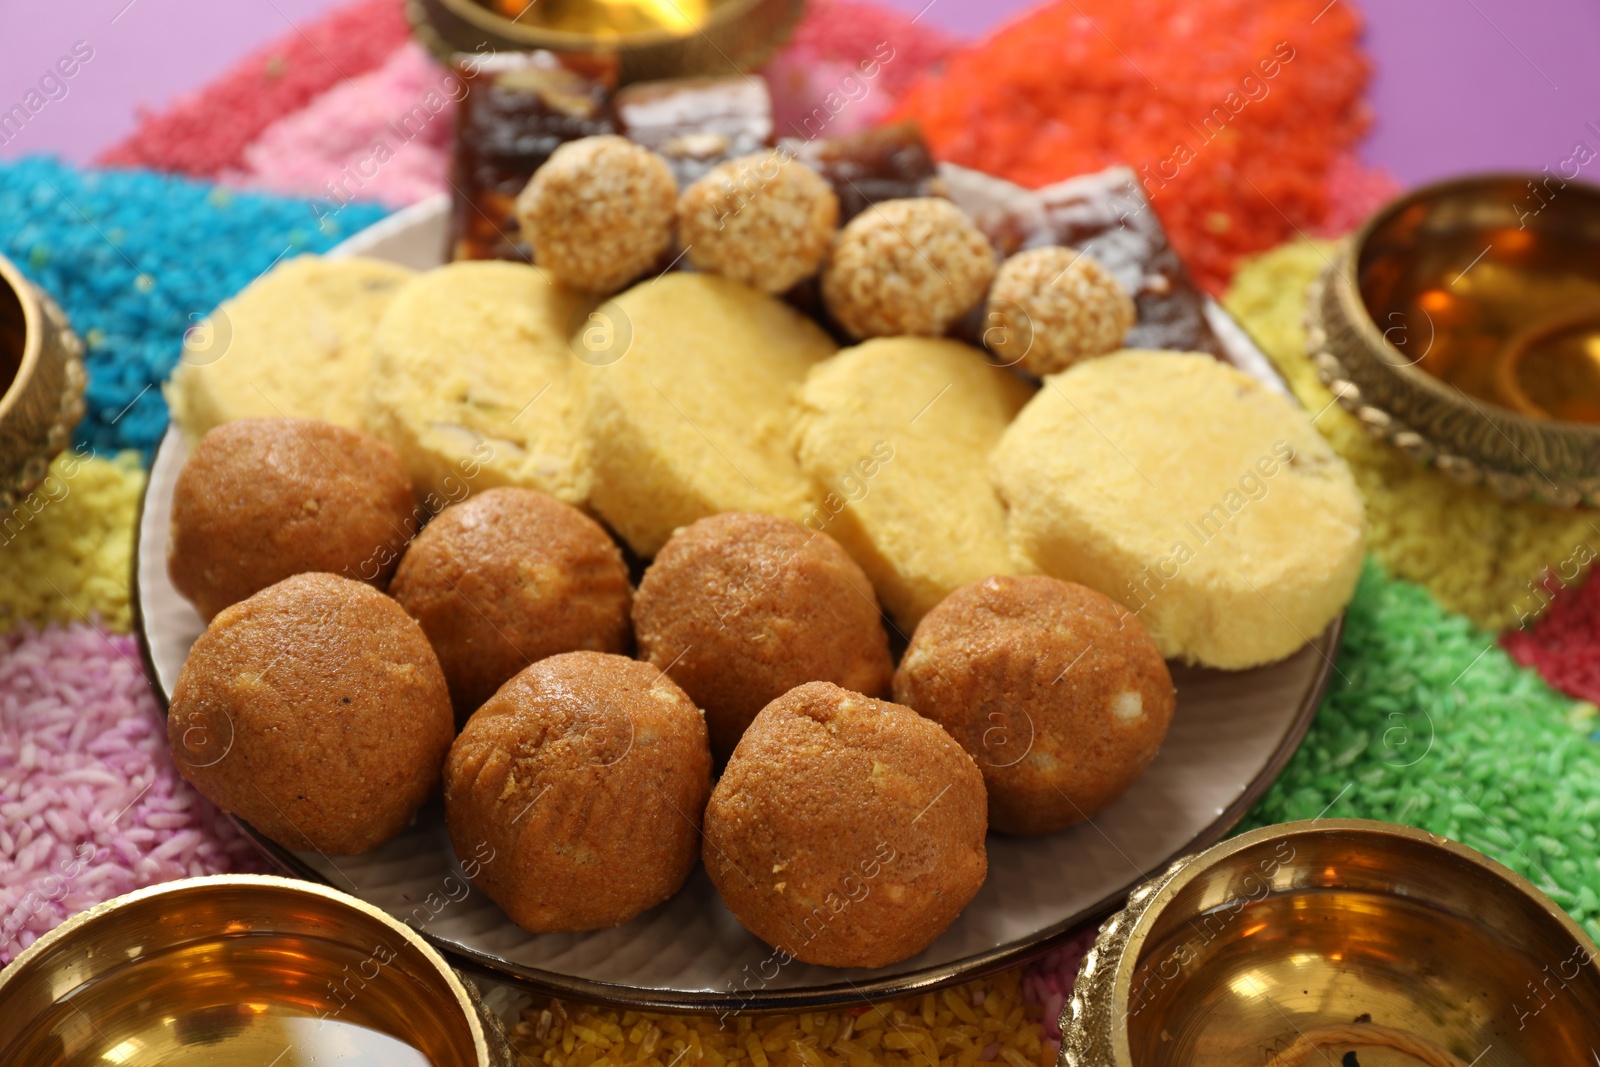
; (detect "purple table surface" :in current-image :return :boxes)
[2,0,1598,189]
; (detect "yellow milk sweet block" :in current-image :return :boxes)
[577,273,837,557]
[365,260,595,508]
[793,337,1035,631]
[990,350,1365,669]
[166,255,415,441]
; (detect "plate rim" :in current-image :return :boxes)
[130,190,1342,1011]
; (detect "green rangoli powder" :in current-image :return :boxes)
[1242,559,1600,944]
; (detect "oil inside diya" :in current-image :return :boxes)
[1494,303,1600,423]
[407,0,802,83]
[481,0,713,36]
[1359,199,1600,424]
[1309,174,1600,505]
[1061,820,1600,1067]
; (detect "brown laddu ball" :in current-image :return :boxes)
[443,652,711,933]
[703,682,987,968]
[167,572,454,855]
[893,575,1175,836]
[633,513,893,759]
[167,418,416,620]
[389,487,632,721]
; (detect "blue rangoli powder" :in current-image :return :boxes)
[0,157,388,459]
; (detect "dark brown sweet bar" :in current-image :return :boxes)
[980,166,1223,356]
[446,65,954,269]
[614,76,773,187]
[447,52,618,262]
[445,79,1226,365]
[772,122,947,337]
[778,122,944,223]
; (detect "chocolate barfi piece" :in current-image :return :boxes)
[980,166,1222,356]
[615,76,773,186]
[778,122,945,223]
[448,51,617,262]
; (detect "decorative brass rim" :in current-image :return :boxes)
[0,253,42,427]
[1306,174,1600,508]
[0,255,86,512]
[0,873,510,1066]
[1058,819,1600,1067]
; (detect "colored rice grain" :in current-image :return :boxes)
[1503,572,1600,706]
[234,42,456,208]
[894,0,1370,293]
[1311,151,1401,238]
[0,622,260,964]
[510,971,1051,1067]
[765,0,956,140]
[97,0,413,179]
[1223,239,1600,631]
[0,157,388,457]
[0,448,143,635]
[1020,928,1095,1055]
[1242,559,1600,945]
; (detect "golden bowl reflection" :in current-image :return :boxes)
[1062,820,1600,1066]
[0,874,514,1067]
[1358,182,1600,423]
[407,0,804,83]
[479,0,713,37]
[1494,303,1600,422]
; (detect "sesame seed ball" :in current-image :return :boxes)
[677,151,840,294]
[820,197,997,339]
[984,246,1136,375]
[515,135,677,293]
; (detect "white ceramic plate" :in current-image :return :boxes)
[135,179,1339,1010]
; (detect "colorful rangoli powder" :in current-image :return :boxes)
[510,970,1052,1067]
[1243,560,1600,944]
[1503,573,1600,707]
[233,42,457,209]
[765,0,957,139]
[0,450,144,636]
[0,623,261,964]
[894,0,1371,293]
[0,157,387,456]
[97,0,413,180]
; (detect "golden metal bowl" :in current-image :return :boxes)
[1062,819,1600,1067]
[1308,174,1600,507]
[0,874,516,1067]
[406,0,804,83]
[0,252,85,512]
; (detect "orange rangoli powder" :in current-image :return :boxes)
[894,0,1372,292]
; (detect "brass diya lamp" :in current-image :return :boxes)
[1061,819,1600,1066]
[0,251,85,512]
[1309,174,1600,506]
[0,875,516,1067]
[406,0,804,83]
